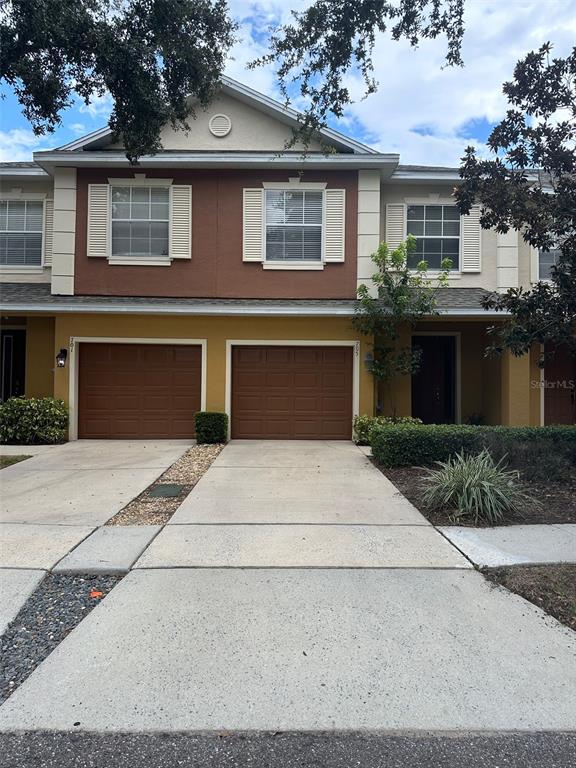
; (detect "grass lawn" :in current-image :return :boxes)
[483,565,576,631]
[379,464,576,526]
[0,455,31,469]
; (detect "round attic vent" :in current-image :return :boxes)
[209,114,232,137]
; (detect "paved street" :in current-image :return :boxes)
[3,731,576,768]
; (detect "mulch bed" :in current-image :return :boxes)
[379,464,576,526]
[483,565,576,631]
[106,443,224,526]
[0,574,122,704]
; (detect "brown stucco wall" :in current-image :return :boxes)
[74,169,358,299]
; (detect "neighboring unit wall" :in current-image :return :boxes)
[25,316,55,397]
[74,169,359,299]
[0,180,53,284]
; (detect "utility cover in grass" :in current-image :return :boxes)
[148,484,185,498]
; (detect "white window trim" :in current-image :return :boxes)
[107,175,173,187]
[225,339,361,440]
[263,179,327,190]
[404,198,462,276]
[535,246,560,283]
[107,181,172,266]
[67,336,207,440]
[0,194,47,270]
[263,187,326,270]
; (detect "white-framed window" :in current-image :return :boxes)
[265,189,323,262]
[538,247,561,280]
[111,186,169,259]
[0,199,43,266]
[406,204,460,270]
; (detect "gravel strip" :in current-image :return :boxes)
[0,574,121,705]
[107,444,223,526]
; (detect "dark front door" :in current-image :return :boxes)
[1,329,26,401]
[411,335,457,424]
[545,345,576,425]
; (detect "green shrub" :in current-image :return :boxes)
[371,423,478,466]
[0,397,68,445]
[480,434,575,483]
[352,414,422,445]
[422,450,531,525]
[370,423,576,468]
[195,411,228,444]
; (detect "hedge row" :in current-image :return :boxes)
[371,423,576,467]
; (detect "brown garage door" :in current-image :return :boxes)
[232,345,353,439]
[78,343,202,439]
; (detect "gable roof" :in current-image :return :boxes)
[57,76,377,156]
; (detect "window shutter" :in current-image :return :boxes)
[43,199,54,267]
[461,204,481,272]
[385,203,405,249]
[323,189,346,262]
[170,185,192,259]
[87,184,109,258]
[243,188,264,262]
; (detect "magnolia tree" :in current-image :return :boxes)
[456,44,576,359]
[353,236,450,415]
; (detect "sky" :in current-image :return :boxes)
[1,0,575,166]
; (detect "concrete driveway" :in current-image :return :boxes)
[0,440,190,527]
[1,439,575,734]
[0,440,189,572]
[140,440,466,568]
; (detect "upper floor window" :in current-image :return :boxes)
[406,204,460,270]
[0,200,43,266]
[265,189,323,262]
[111,186,169,259]
[538,247,561,280]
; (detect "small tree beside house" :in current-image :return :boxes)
[353,236,451,417]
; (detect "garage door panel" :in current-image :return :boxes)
[79,343,202,439]
[266,372,292,387]
[293,372,321,388]
[232,345,353,440]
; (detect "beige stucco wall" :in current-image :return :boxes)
[108,93,324,153]
[0,179,53,284]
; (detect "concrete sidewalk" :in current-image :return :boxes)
[0,568,574,732]
[440,524,576,566]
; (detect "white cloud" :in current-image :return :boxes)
[0,129,53,162]
[227,0,576,165]
[3,1,574,165]
[69,122,87,135]
[78,91,113,119]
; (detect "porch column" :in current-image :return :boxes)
[500,350,532,425]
